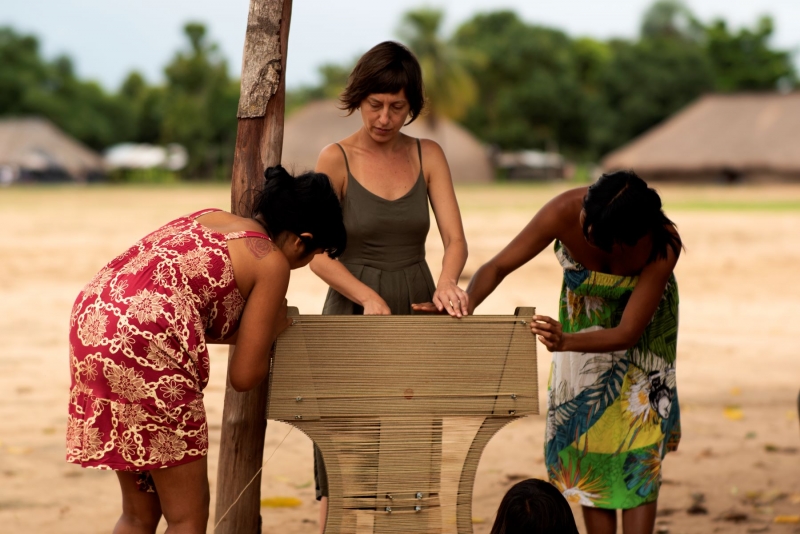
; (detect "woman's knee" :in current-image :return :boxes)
[115,510,161,534]
[150,459,210,531]
[116,472,162,534]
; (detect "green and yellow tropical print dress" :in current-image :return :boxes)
[546,241,680,510]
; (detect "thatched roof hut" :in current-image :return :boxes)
[602,93,800,183]
[282,100,493,183]
[0,117,105,183]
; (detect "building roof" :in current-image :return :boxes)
[602,92,800,176]
[0,117,105,178]
[282,100,493,183]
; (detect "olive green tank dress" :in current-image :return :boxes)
[314,139,436,499]
[322,140,436,314]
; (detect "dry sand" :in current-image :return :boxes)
[0,183,798,534]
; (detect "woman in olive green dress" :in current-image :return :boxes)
[309,41,469,531]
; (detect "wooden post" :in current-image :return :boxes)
[215,1,292,532]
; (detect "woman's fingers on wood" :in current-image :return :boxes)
[531,321,554,334]
[531,326,552,340]
[533,314,558,326]
[537,335,555,350]
[446,293,463,317]
[411,302,443,314]
[458,292,469,316]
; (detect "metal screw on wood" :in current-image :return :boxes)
[508,410,516,415]
[295,396,302,402]
[415,506,422,512]
[511,393,517,399]
[416,492,423,499]
[294,415,302,419]
[385,507,392,513]
[386,494,393,500]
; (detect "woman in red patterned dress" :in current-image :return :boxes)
[67,166,345,534]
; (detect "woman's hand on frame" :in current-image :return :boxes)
[362,293,391,315]
[411,302,446,314]
[433,281,469,318]
[530,314,565,352]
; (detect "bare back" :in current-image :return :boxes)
[194,211,279,300]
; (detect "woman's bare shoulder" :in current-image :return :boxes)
[418,137,445,159]
[315,143,349,197]
[316,143,345,166]
[542,187,587,213]
[195,211,264,234]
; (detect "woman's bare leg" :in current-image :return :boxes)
[149,457,210,534]
[115,472,162,534]
[319,496,328,534]
[622,501,657,534]
[582,506,617,534]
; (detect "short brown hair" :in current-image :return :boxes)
[339,41,425,124]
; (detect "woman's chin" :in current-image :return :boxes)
[370,128,395,141]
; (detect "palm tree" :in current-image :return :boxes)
[397,8,476,126]
[641,0,704,42]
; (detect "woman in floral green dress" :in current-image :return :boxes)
[464,171,682,534]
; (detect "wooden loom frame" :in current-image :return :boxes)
[266,307,538,533]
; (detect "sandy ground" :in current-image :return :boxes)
[0,183,799,534]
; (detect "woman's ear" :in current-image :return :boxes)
[294,232,314,255]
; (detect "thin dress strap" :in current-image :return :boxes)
[416,138,423,174]
[335,143,351,175]
[186,208,222,219]
[224,230,272,241]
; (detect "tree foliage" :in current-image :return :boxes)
[640,0,704,42]
[593,38,714,154]
[0,27,134,150]
[453,11,589,153]
[397,7,476,123]
[447,3,794,158]
[0,23,238,178]
[1,1,796,178]
[160,23,239,178]
[705,16,795,92]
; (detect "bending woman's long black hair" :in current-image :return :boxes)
[490,479,579,534]
[252,165,346,258]
[582,170,682,263]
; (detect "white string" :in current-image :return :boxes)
[213,425,295,530]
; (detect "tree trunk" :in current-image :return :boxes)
[215,1,292,532]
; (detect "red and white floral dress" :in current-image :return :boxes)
[67,209,270,471]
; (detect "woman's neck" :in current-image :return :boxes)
[356,127,403,154]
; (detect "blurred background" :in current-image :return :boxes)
[2,0,799,184]
[2,2,799,534]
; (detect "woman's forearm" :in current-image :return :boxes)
[465,261,505,312]
[309,255,379,306]
[438,237,468,286]
[561,326,638,353]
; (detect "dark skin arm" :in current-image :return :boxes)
[222,237,292,391]
[467,189,680,353]
[531,248,678,352]
[465,193,566,313]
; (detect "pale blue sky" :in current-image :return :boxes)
[3,0,799,90]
